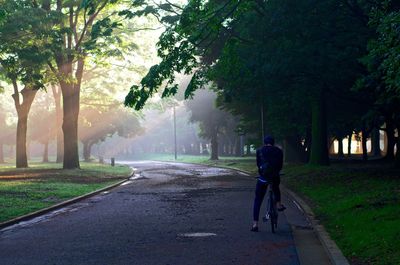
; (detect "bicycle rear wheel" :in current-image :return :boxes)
[269,192,276,233]
[270,216,275,233]
[273,214,278,229]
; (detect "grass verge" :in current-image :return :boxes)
[142,154,399,265]
[282,164,399,265]
[0,162,132,223]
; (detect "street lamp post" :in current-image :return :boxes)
[173,105,177,160]
[261,104,265,144]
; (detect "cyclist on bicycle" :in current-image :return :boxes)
[251,135,285,232]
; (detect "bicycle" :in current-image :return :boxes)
[262,179,278,233]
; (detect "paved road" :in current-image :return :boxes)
[0,161,321,265]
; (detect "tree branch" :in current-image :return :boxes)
[68,6,73,50]
[75,0,109,50]
[72,5,80,44]
[165,0,183,11]
[11,78,20,110]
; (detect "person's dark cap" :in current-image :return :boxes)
[263,135,275,145]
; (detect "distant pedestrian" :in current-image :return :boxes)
[251,135,285,232]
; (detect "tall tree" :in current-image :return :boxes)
[357,1,400,165]
[186,89,228,160]
[0,2,51,167]
[41,0,148,169]
[0,110,5,163]
[51,84,63,163]
[79,105,142,161]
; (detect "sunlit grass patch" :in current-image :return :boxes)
[0,162,131,182]
[0,162,132,223]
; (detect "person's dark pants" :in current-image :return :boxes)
[253,176,281,221]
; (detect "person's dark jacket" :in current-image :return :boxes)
[256,145,283,179]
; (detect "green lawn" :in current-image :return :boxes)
[283,164,400,265]
[0,162,132,223]
[142,154,399,265]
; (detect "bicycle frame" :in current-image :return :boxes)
[263,182,278,233]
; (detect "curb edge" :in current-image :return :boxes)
[282,186,350,265]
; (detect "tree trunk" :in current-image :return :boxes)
[385,120,396,160]
[371,128,381,157]
[217,140,225,156]
[83,141,91,162]
[234,137,241,157]
[304,129,312,162]
[328,139,335,154]
[88,143,94,161]
[184,143,192,154]
[57,55,84,169]
[210,131,219,160]
[42,140,49,163]
[395,126,400,168]
[0,142,4,163]
[347,132,352,158]
[239,135,245,157]
[362,123,368,161]
[194,142,200,155]
[16,113,29,168]
[12,85,37,168]
[52,85,64,163]
[61,84,80,169]
[284,136,306,163]
[309,92,329,165]
[246,144,251,155]
[338,138,344,158]
[9,145,14,160]
[0,112,5,163]
[201,143,209,155]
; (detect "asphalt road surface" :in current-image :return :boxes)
[0,161,316,265]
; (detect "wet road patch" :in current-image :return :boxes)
[178,232,217,237]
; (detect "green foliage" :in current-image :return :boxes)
[0,2,54,88]
[124,0,240,110]
[373,12,400,92]
[125,0,377,164]
[86,18,123,50]
[359,3,400,107]
[125,29,198,110]
[354,1,400,164]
